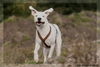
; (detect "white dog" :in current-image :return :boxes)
[29,6,62,63]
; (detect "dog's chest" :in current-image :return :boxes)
[37,27,56,44]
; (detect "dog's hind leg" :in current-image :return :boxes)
[53,24,62,57]
[56,33,62,57]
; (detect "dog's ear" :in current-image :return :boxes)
[44,8,54,15]
[29,6,37,14]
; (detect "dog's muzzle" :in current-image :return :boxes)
[36,21,45,26]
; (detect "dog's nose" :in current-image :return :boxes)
[38,18,41,21]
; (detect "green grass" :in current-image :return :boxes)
[4,16,16,22]
[68,12,94,24]
[57,57,66,64]
[62,48,68,57]
[22,35,30,42]
[26,60,43,64]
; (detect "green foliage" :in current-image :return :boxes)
[0,3,3,22]
[3,3,97,20]
[4,3,33,19]
[4,16,15,22]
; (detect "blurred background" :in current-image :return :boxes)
[0,0,100,65]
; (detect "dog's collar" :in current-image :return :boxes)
[37,26,51,48]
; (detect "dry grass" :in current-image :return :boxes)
[0,11,99,65]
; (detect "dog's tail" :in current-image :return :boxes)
[53,24,62,57]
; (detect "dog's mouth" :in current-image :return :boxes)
[36,21,45,26]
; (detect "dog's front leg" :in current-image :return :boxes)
[34,42,40,63]
[43,47,48,63]
[48,44,55,58]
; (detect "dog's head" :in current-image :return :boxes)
[29,6,53,26]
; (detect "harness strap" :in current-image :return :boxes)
[37,26,51,48]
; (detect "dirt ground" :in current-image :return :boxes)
[0,11,100,67]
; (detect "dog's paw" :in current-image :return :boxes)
[47,58,54,63]
[43,61,48,64]
[34,58,39,63]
